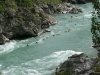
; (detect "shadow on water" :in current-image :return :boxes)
[91,0,100,57]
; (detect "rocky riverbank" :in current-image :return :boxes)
[54,53,100,75]
[39,2,82,14]
[0,1,82,45]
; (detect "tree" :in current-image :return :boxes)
[91,0,100,45]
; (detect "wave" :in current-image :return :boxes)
[84,14,92,18]
[2,50,82,75]
[0,40,16,54]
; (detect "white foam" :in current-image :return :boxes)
[84,14,92,18]
[0,40,16,54]
[38,38,45,43]
[2,50,82,75]
[50,31,55,35]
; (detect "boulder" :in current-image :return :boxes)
[0,33,5,45]
[98,52,100,58]
[77,0,86,4]
[71,0,77,4]
[6,7,16,19]
[67,0,91,4]
[67,0,77,4]
[55,53,98,75]
[0,28,10,45]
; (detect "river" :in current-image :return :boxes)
[0,3,98,75]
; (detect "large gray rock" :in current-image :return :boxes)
[0,4,57,44]
[0,28,10,45]
[55,53,98,75]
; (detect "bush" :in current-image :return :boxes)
[16,0,33,7]
[0,0,5,13]
[0,5,5,13]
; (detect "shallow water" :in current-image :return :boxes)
[0,3,97,75]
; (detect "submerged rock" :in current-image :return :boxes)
[54,53,98,75]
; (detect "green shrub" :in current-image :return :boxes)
[0,5,5,13]
[33,13,40,20]
[18,17,25,23]
[16,0,33,7]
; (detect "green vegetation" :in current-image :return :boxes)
[91,0,100,74]
[0,0,5,13]
[93,62,100,73]
[33,13,40,20]
[16,0,33,7]
[91,0,100,45]
[0,4,5,13]
[0,0,68,13]
[18,17,25,23]
[57,71,72,75]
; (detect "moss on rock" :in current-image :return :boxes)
[57,71,72,75]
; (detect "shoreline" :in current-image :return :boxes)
[0,1,82,45]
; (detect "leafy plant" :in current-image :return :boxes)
[18,17,25,23]
[16,0,33,7]
[91,0,100,45]
[33,13,40,20]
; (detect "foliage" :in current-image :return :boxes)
[0,4,5,13]
[91,0,100,45]
[18,17,25,23]
[33,13,40,20]
[0,0,5,13]
[0,0,68,13]
[16,0,33,7]
[93,62,100,73]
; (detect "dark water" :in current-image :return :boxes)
[0,3,97,75]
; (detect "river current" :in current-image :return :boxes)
[0,3,98,75]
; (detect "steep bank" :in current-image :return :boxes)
[0,1,82,45]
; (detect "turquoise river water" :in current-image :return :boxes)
[0,3,98,75]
